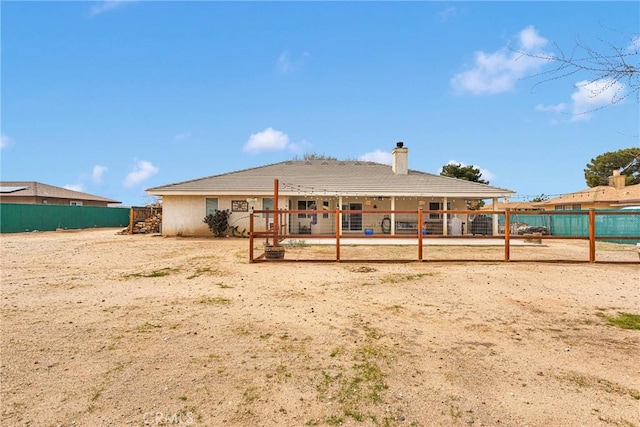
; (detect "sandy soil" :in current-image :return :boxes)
[1,229,638,427]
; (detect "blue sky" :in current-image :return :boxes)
[2,1,638,206]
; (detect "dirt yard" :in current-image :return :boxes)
[1,229,638,427]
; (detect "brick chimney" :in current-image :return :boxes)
[608,169,626,189]
[392,142,408,175]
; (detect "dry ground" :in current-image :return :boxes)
[1,229,638,427]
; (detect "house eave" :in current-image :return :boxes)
[147,189,514,199]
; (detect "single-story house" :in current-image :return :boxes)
[532,170,640,211]
[0,181,121,206]
[147,143,515,237]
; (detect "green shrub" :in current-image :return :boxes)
[203,209,231,237]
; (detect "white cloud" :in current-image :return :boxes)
[277,52,292,73]
[243,127,290,154]
[124,160,159,188]
[451,25,551,95]
[64,184,84,192]
[288,139,313,154]
[569,79,626,122]
[92,165,108,184]
[359,150,392,165]
[535,103,568,113]
[519,25,548,51]
[174,132,192,142]
[438,6,459,23]
[0,133,11,149]
[479,168,496,182]
[89,0,135,17]
[276,51,310,74]
[628,35,640,51]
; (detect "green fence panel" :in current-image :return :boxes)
[503,211,639,242]
[551,213,589,237]
[0,204,130,233]
[596,212,640,243]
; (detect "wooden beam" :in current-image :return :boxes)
[589,209,596,263]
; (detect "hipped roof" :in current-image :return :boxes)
[147,160,514,199]
[0,181,121,204]
[533,183,640,207]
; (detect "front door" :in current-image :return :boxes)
[342,203,362,231]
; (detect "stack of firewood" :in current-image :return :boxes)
[132,213,162,234]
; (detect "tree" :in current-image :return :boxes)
[203,209,231,237]
[293,153,338,161]
[530,194,550,202]
[518,32,639,107]
[584,148,640,187]
[440,163,489,184]
[441,163,489,209]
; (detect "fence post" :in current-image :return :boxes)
[589,209,596,263]
[272,179,279,247]
[249,212,254,262]
[335,209,341,262]
[504,209,511,262]
[418,208,424,261]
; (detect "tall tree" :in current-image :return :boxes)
[518,32,639,108]
[530,194,550,202]
[584,148,640,187]
[440,163,489,184]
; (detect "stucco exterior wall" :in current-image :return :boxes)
[162,195,474,237]
[161,195,282,237]
[161,196,207,236]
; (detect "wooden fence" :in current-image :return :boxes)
[248,209,640,264]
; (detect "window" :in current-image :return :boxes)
[555,204,581,211]
[428,202,451,219]
[262,198,273,219]
[205,198,218,216]
[70,201,83,206]
[297,200,316,218]
[428,202,440,219]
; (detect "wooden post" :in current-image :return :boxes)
[249,211,254,262]
[504,209,511,262]
[272,179,279,247]
[128,207,134,234]
[335,208,341,261]
[589,209,596,263]
[418,208,424,261]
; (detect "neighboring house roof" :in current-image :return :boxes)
[147,160,515,199]
[0,181,121,204]
[533,183,640,207]
[480,201,542,211]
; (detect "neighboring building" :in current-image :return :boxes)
[480,201,543,212]
[147,143,515,237]
[0,181,121,207]
[533,170,640,211]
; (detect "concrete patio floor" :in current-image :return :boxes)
[281,237,537,246]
